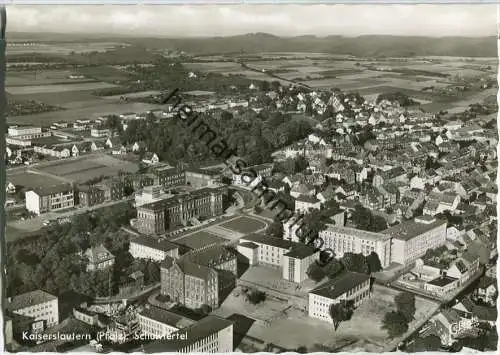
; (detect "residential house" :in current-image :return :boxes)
[84,244,115,272]
[142,152,160,166]
[472,276,497,306]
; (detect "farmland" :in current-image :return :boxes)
[6,42,127,55]
[7,82,118,95]
[7,70,95,86]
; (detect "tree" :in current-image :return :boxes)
[342,252,370,274]
[247,290,266,305]
[366,252,383,273]
[395,291,416,322]
[323,259,344,279]
[382,311,409,338]
[352,204,372,230]
[267,220,284,239]
[306,262,326,282]
[329,299,355,331]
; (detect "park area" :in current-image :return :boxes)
[213,284,439,352]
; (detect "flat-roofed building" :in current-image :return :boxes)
[6,290,59,331]
[25,183,74,215]
[308,272,370,323]
[239,233,295,268]
[382,215,447,265]
[143,315,233,353]
[138,304,195,339]
[283,245,319,283]
[319,224,392,268]
[185,168,221,187]
[129,236,179,262]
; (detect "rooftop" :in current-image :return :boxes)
[241,233,296,250]
[143,315,233,352]
[139,305,195,329]
[131,235,179,253]
[309,271,370,300]
[381,216,446,241]
[30,182,73,196]
[321,224,391,242]
[284,245,317,259]
[427,275,457,287]
[6,290,57,311]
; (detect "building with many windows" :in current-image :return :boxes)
[151,165,186,189]
[143,315,233,353]
[25,183,75,215]
[6,290,59,332]
[283,245,319,283]
[308,272,371,323]
[382,215,447,265]
[136,187,224,235]
[319,225,392,268]
[138,304,195,339]
[129,236,179,262]
[160,257,220,309]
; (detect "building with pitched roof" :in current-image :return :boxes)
[308,272,370,323]
[129,236,179,262]
[160,257,220,309]
[6,290,59,331]
[84,244,115,272]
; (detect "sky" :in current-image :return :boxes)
[6,4,498,37]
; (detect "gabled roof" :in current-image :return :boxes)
[6,290,57,311]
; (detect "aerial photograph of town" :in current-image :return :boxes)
[2,3,498,354]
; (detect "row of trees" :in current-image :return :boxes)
[307,251,383,283]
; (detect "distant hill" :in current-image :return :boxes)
[7,32,497,57]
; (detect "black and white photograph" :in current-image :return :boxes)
[2,3,498,353]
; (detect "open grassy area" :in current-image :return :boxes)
[7,69,95,86]
[219,215,268,234]
[172,230,229,250]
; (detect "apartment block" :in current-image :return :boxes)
[25,183,74,215]
[382,215,447,265]
[319,225,392,268]
[308,272,370,323]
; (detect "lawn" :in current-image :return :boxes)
[8,170,69,191]
[34,154,140,182]
[171,230,229,250]
[7,70,95,86]
[219,216,268,234]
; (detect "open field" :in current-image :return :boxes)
[8,170,70,190]
[214,284,438,352]
[76,65,134,83]
[7,42,127,55]
[7,81,118,95]
[9,91,102,107]
[7,70,96,86]
[219,215,268,234]
[34,154,139,182]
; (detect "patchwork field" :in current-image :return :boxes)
[7,70,96,86]
[7,42,127,55]
[7,82,118,95]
